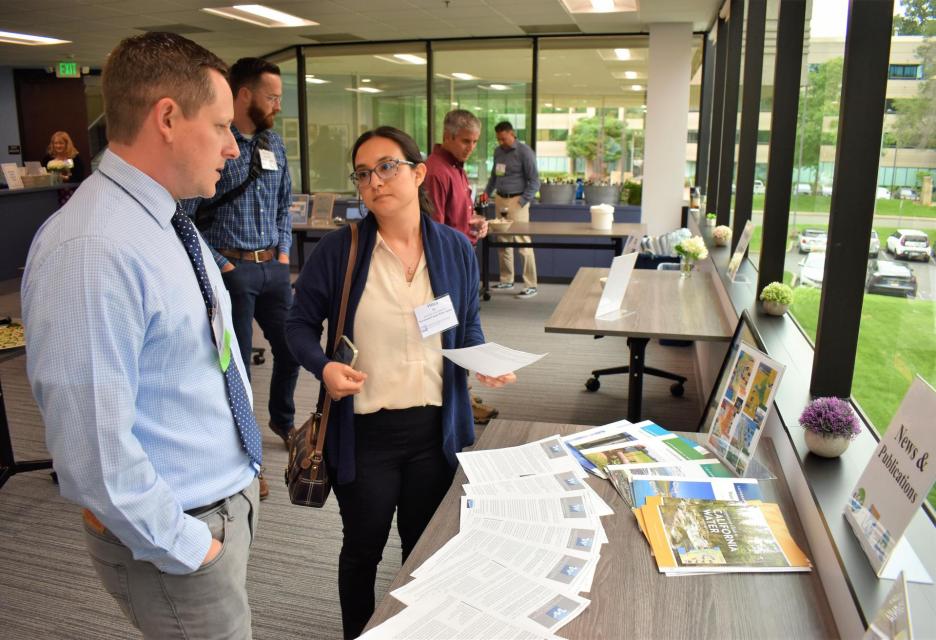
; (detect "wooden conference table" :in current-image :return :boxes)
[481,221,645,300]
[366,419,837,638]
[545,267,734,422]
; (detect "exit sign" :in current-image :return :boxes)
[56,61,80,78]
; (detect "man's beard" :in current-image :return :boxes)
[248,102,275,132]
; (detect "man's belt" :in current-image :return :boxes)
[496,191,523,198]
[82,498,227,535]
[219,248,277,263]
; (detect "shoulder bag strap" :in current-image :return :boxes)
[308,222,359,456]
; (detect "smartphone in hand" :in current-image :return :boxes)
[333,334,358,368]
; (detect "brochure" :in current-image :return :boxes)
[640,497,811,574]
[627,477,763,509]
[845,376,936,580]
[704,340,785,477]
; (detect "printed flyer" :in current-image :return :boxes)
[705,340,785,477]
[845,377,936,578]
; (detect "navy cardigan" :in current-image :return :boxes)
[286,212,485,485]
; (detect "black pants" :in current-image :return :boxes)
[332,406,454,639]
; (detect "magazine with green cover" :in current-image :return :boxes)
[641,497,811,573]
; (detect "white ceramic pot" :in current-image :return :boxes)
[762,300,789,316]
[804,429,851,458]
[590,204,614,231]
[714,236,729,247]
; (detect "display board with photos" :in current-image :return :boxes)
[698,311,785,477]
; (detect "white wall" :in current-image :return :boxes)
[643,24,693,236]
[0,67,21,166]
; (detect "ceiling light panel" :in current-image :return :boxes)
[202,5,318,28]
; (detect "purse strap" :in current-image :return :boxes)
[306,222,359,458]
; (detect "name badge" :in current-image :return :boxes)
[495,162,507,177]
[414,294,459,339]
[258,148,277,171]
[212,286,233,372]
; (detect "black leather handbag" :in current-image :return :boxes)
[285,223,358,507]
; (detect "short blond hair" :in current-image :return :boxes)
[102,32,228,144]
[47,131,78,159]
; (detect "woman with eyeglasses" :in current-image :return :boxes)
[286,126,516,639]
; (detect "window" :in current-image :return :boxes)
[432,40,532,186]
[269,53,301,190]
[888,63,922,79]
[303,43,428,194]
[536,36,649,189]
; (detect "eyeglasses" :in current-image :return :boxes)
[262,94,282,105]
[349,158,415,187]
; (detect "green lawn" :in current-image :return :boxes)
[788,286,936,508]
[749,194,936,219]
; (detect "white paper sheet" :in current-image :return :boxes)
[595,252,638,319]
[412,528,598,593]
[459,493,604,528]
[391,555,591,635]
[459,516,608,549]
[359,594,562,640]
[456,435,587,484]
[441,342,547,377]
[462,471,614,516]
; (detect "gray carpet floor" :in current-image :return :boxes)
[0,277,702,639]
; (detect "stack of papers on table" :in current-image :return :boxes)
[361,435,611,639]
[561,419,812,577]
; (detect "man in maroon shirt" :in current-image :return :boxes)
[425,109,489,245]
[425,110,497,424]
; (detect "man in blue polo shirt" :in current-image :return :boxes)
[483,120,541,299]
[182,58,300,499]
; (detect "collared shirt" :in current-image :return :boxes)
[484,140,540,207]
[352,232,444,414]
[180,124,293,269]
[424,144,477,245]
[22,149,256,575]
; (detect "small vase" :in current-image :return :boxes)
[679,256,694,278]
[705,218,716,227]
[804,429,851,458]
[714,236,729,247]
[762,300,788,316]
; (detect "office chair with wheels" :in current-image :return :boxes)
[584,254,689,397]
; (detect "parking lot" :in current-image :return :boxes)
[778,244,935,301]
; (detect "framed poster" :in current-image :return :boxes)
[288,194,310,225]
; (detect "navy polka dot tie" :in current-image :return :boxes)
[171,205,263,467]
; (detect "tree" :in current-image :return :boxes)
[566,115,625,177]
[795,58,844,189]
[893,0,936,36]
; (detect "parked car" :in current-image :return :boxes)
[753,179,766,195]
[897,187,918,200]
[794,183,812,196]
[820,184,833,197]
[796,251,826,288]
[886,229,931,261]
[865,260,917,298]
[798,228,828,254]
[875,186,891,200]
[868,230,880,258]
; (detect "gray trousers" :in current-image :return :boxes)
[82,479,259,640]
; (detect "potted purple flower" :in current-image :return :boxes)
[799,397,861,458]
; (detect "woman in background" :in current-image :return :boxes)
[287,126,515,639]
[41,131,85,183]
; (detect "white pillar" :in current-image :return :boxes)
[643,23,693,237]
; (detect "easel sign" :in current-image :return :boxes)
[1,163,23,190]
[311,192,337,226]
[845,376,936,583]
[288,194,310,225]
[595,252,638,320]
[727,221,754,282]
[863,572,913,640]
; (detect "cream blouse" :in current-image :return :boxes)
[351,232,444,414]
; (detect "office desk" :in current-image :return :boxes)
[366,419,837,638]
[291,221,341,270]
[481,222,645,300]
[545,267,734,421]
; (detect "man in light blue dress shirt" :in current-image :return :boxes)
[23,33,260,639]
